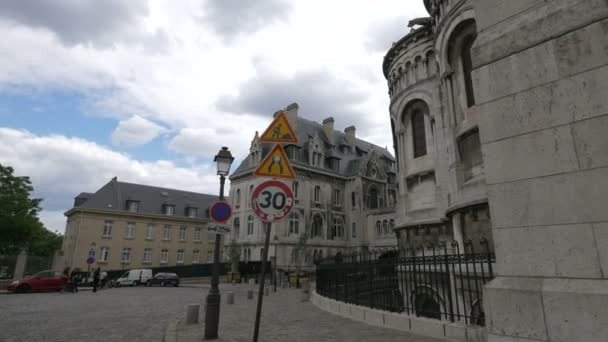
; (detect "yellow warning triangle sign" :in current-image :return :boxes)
[255,144,296,179]
[260,112,299,143]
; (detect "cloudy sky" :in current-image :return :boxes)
[0,0,427,233]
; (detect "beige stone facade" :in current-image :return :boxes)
[227,104,398,272]
[63,210,214,271]
[62,178,217,271]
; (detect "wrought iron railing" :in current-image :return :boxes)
[315,239,495,326]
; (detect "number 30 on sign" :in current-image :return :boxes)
[251,180,294,223]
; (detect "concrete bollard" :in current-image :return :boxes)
[248,279,256,286]
[300,279,310,302]
[264,287,269,296]
[185,304,200,325]
[247,290,254,300]
[226,291,235,304]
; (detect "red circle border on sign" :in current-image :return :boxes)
[210,201,232,224]
[251,180,294,223]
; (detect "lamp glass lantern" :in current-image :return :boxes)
[214,146,235,176]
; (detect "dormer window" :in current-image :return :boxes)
[163,204,175,216]
[126,200,139,212]
[186,207,198,218]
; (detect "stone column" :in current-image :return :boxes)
[472,1,608,341]
[451,213,464,253]
[13,250,27,280]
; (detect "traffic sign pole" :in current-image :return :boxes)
[252,221,271,342]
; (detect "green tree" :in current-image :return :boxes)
[0,164,45,255]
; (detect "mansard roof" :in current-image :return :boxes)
[231,117,394,179]
[66,178,217,219]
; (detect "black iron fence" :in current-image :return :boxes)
[316,239,495,326]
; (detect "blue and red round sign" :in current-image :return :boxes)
[210,201,232,223]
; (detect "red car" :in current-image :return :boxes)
[7,270,69,293]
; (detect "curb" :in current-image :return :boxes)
[163,320,179,342]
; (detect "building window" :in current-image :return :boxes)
[458,129,483,181]
[376,221,382,236]
[146,224,154,240]
[314,186,321,203]
[121,248,131,264]
[390,219,395,230]
[163,225,172,240]
[143,248,152,263]
[179,226,187,241]
[102,221,113,237]
[100,247,110,262]
[332,218,344,239]
[289,213,299,235]
[383,220,389,235]
[249,185,254,205]
[293,181,299,198]
[351,222,357,238]
[412,110,427,158]
[233,218,240,238]
[247,215,254,235]
[163,204,175,216]
[125,222,135,239]
[160,249,169,264]
[187,207,198,218]
[176,249,184,264]
[462,36,476,107]
[333,189,341,206]
[207,251,213,263]
[235,189,241,207]
[194,227,201,241]
[192,250,200,264]
[311,214,323,238]
[368,186,379,209]
[126,200,139,212]
[351,192,356,208]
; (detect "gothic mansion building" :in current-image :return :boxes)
[227,103,398,272]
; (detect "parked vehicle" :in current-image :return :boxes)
[7,270,68,293]
[114,269,152,287]
[146,272,180,287]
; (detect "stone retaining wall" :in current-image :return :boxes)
[311,289,486,342]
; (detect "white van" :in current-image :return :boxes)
[115,269,152,287]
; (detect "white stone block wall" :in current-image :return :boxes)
[471,0,608,341]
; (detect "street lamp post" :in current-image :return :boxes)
[204,146,234,340]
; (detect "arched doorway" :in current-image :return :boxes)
[412,286,442,319]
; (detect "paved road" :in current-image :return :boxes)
[0,286,207,342]
[0,284,444,342]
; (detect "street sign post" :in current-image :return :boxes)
[252,109,299,342]
[251,180,294,222]
[259,112,299,144]
[254,144,296,180]
[209,201,232,224]
[86,256,95,265]
[207,224,231,234]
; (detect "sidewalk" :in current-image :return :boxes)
[165,284,444,342]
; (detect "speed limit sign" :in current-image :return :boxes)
[251,180,294,223]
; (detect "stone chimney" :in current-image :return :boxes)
[274,102,299,132]
[344,126,356,146]
[323,117,335,144]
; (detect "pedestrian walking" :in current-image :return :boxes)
[93,267,101,293]
[70,270,80,293]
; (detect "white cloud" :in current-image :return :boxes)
[0,128,221,233]
[111,115,168,146]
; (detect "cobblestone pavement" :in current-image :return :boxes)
[176,284,445,342]
[0,286,208,342]
[0,284,444,342]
